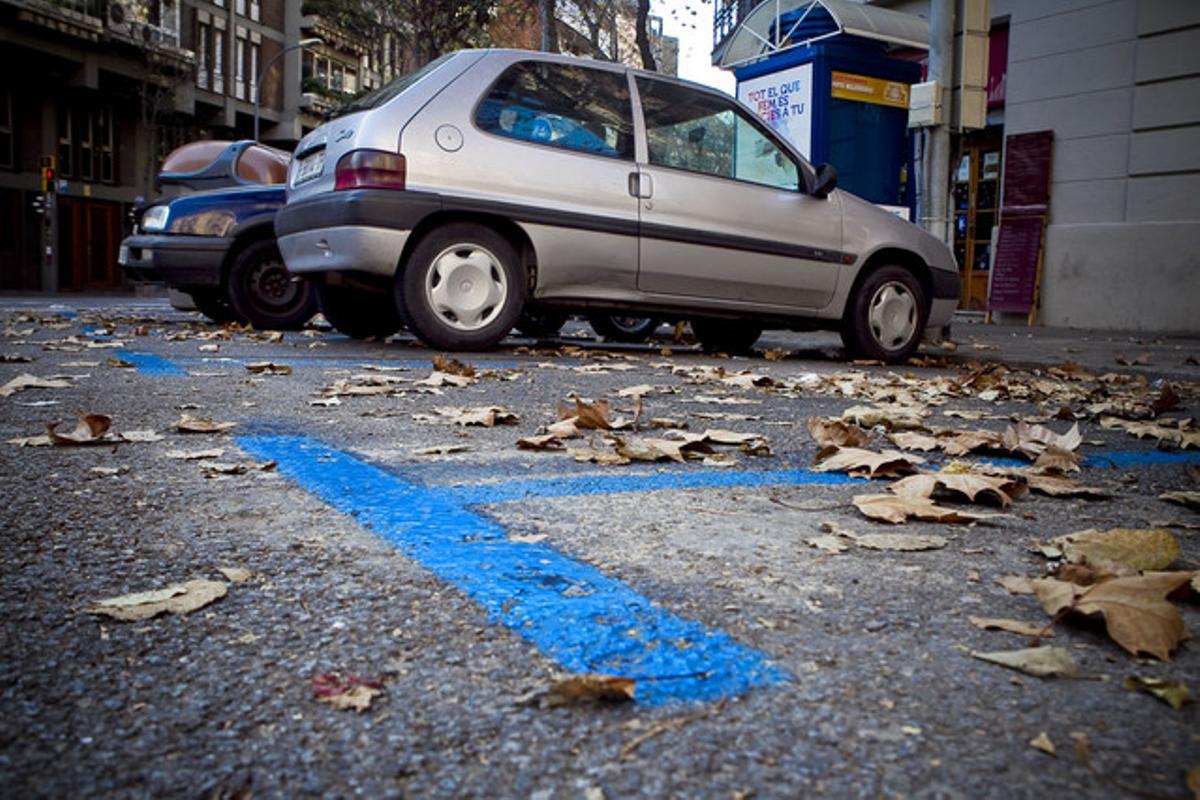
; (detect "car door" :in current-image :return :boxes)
[632,76,843,309]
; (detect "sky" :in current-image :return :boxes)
[653,0,737,94]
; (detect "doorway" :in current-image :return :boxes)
[952,138,1002,310]
[58,196,122,290]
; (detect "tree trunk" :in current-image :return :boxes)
[635,0,657,72]
[538,0,559,52]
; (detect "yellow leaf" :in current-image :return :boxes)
[86,579,227,622]
[1051,528,1179,571]
[1032,573,1195,660]
[1029,732,1056,756]
[971,647,1080,678]
[546,674,636,707]
[1122,675,1191,709]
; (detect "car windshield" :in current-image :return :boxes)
[332,52,457,118]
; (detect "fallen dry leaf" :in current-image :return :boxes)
[813,447,924,478]
[1160,491,1200,511]
[86,579,227,621]
[245,361,293,376]
[854,532,948,551]
[176,414,237,434]
[414,406,519,427]
[47,413,112,445]
[1188,767,1200,800]
[1051,528,1180,572]
[166,448,225,460]
[516,433,566,451]
[890,473,1026,508]
[968,616,1053,637]
[0,373,71,397]
[886,431,940,451]
[412,444,472,456]
[119,429,164,443]
[312,673,383,712]
[200,460,276,476]
[1122,675,1191,710]
[841,403,928,430]
[1029,732,1056,756]
[805,534,851,554]
[218,567,254,583]
[1003,421,1082,460]
[852,493,989,524]
[807,417,871,448]
[432,354,475,377]
[1070,731,1091,767]
[1033,572,1196,659]
[971,647,1081,678]
[563,398,612,430]
[996,575,1036,595]
[546,674,636,707]
[569,447,632,466]
[1033,445,1081,473]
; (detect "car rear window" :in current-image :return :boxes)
[333,52,456,118]
[475,61,634,159]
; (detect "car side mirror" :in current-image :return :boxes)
[812,163,838,198]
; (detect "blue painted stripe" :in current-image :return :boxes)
[174,358,526,370]
[441,468,862,506]
[236,434,787,706]
[122,352,188,377]
[1083,450,1200,468]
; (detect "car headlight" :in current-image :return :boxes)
[141,205,170,233]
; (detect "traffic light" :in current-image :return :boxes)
[40,155,56,192]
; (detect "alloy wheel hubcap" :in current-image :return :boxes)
[250,260,298,309]
[425,244,507,331]
[867,281,917,350]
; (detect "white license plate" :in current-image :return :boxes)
[118,244,129,265]
[294,150,325,184]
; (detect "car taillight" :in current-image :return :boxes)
[334,150,406,191]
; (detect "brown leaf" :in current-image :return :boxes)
[415,371,474,388]
[841,403,928,430]
[1023,474,1111,499]
[516,433,566,451]
[561,398,611,430]
[1032,446,1081,474]
[312,673,383,712]
[1122,675,1191,709]
[971,647,1081,678]
[1003,421,1081,460]
[176,414,237,434]
[432,354,475,378]
[886,431,940,451]
[218,567,254,583]
[1070,731,1091,767]
[568,447,631,466]
[996,575,1037,595]
[1151,384,1180,416]
[804,534,851,554]
[1029,732,1057,756]
[890,473,1026,508]
[1114,351,1151,366]
[166,448,225,460]
[0,373,71,397]
[420,406,519,427]
[200,460,276,476]
[1188,766,1200,800]
[546,674,635,707]
[86,579,227,621]
[47,413,113,445]
[1160,491,1200,511]
[1051,528,1180,572]
[244,361,293,376]
[1033,572,1196,659]
[968,616,1053,637]
[813,447,924,478]
[853,532,948,551]
[852,493,989,524]
[808,417,872,448]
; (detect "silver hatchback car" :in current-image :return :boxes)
[276,49,958,361]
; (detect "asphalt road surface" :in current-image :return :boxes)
[1,298,1197,799]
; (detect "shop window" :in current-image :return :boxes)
[0,89,12,169]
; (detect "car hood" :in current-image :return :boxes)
[838,190,956,274]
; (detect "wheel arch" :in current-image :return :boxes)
[844,247,933,323]
[397,210,536,289]
[220,221,278,286]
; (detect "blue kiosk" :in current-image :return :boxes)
[718,0,929,211]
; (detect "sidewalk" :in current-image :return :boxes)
[945,314,1200,382]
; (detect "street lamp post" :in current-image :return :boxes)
[254,37,323,142]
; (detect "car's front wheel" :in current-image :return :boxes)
[690,318,762,354]
[841,265,927,363]
[588,313,662,343]
[227,239,317,331]
[397,223,526,351]
[314,282,403,339]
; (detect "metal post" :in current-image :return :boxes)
[925,0,955,245]
[254,37,322,142]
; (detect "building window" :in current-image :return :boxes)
[95,106,114,183]
[234,0,246,15]
[197,22,210,89]
[57,105,115,184]
[234,34,247,100]
[249,41,261,101]
[0,89,12,169]
[250,0,260,22]
[57,106,72,177]
[213,29,225,94]
[303,52,360,100]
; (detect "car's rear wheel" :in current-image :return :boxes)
[397,223,526,351]
[314,282,403,339]
[227,239,317,331]
[514,309,569,338]
[588,313,662,343]
[190,289,244,325]
[690,318,762,354]
[841,265,927,363]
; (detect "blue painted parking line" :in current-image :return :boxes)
[236,434,788,706]
[120,352,188,377]
[1083,450,1200,468]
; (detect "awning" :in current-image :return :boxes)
[718,0,930,69]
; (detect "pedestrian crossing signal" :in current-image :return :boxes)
[40,155,56,192]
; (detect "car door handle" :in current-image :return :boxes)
[628,172,653,199]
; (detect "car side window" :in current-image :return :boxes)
[476,61,634,159]
[636,77,800,191]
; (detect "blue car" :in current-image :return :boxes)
[119,140,317,330]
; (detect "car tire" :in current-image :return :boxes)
[314,282,403,340]
[227,239,317,331]
[514,309,569,338]
[190,289,244,325]
[841,265,927,363]
[690,318,762,354]
[397,223,526,351]
[587,313,662,343]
